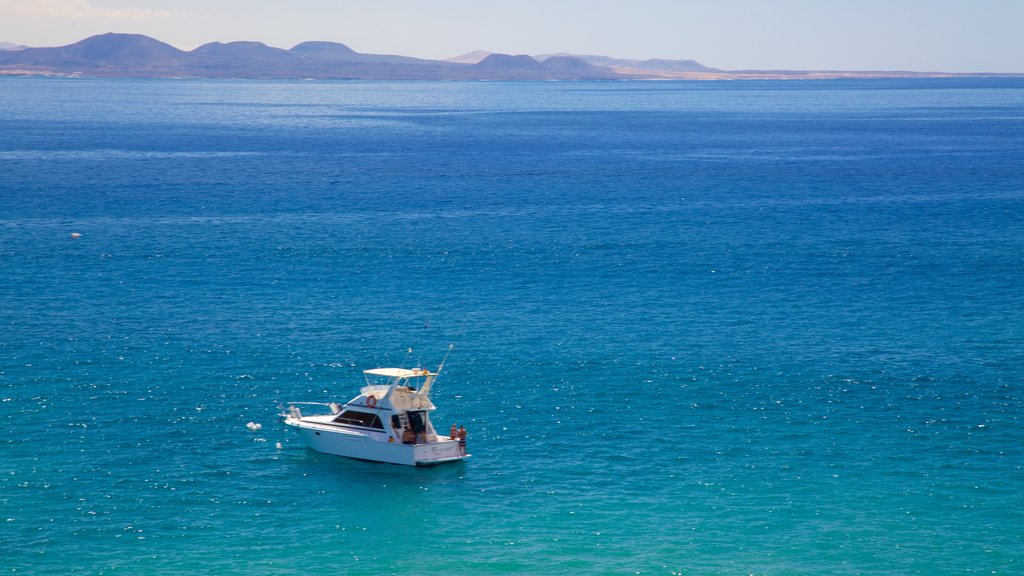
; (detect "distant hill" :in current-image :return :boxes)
[460,51,718,76]
[448,50,716,75]
[0,33,193,75]
[446,50,492,64]
[536,53,718,74]
[193,41,290,61]
[292,41,439,67]
[70,33,186,65]
[470,53,620,80]
[188,41,306,77]
[542,55,613,76]
[0,41,27,51]
[290,41,358,59]
[471,54,547,78]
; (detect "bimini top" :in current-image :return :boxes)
[363,367,437,378]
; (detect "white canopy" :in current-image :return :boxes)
[363,367,436,378]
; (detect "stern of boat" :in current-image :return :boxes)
[413,438,466,465]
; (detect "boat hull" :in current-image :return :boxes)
[287,420,466,466]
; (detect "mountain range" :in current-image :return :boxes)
[0,33,622,80]
[0,33,1016,80]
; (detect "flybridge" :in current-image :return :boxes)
[363,366,440,400]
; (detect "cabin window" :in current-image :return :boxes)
[333,410,384,429]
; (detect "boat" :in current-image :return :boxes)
[282,365,469,466]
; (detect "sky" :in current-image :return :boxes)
[0,0,1021,72]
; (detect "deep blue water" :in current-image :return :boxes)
[1,77,1023,574]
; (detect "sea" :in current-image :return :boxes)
[1,77,1022,575]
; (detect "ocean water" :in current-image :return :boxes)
[1,77,1023,575]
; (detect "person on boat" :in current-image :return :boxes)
[449,423,458,440]
[457,425,467,455]
[402,426,416,444]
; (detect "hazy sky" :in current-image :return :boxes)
[0,0,1021,72]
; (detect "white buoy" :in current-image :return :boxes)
[275,442,283,450]
[246,421,262,431]
[70,232,82,239]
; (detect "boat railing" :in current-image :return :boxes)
[282,401,339,420]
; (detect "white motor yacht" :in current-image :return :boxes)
[282,366,468,466]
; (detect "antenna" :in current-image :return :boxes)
[420,343,453,398]
[436,342,455,374]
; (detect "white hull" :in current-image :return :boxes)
[287,419,466,466]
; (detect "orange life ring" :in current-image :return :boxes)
[366,395,377,408]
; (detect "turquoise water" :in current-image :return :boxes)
[1,77,1023,574]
